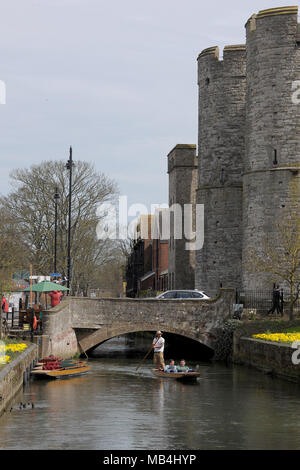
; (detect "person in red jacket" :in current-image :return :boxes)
[1,295,8,314]
[48,291,63,308]
[1,296,9,331]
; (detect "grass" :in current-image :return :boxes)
[1,337,28,345]
[283,325,300,333]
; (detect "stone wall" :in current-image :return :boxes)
[0,344,38,416]
[233,336,300,383]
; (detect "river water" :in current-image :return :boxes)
[1,338,300,450]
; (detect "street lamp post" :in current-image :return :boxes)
[54,187,60,274]
[66,146,74,295]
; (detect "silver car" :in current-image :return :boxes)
[156,290,210,299]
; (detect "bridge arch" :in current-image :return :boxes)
[77,323,216,354]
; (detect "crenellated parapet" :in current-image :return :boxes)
[167,144,197,174]
[245,5,298,28]
[197,45,219,60]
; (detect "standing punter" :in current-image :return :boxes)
[152,331,165,371]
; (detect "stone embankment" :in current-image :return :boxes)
[232,319,300,383]
[0,344,38,416]
[233,336,300,383]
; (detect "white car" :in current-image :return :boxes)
[156,290,210,300]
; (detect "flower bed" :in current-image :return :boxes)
[253,333,300,344]
[0,342,28,367]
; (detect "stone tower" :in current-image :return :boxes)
[167,144,198,290]
[195,45,246,296]
[243,6,300,290]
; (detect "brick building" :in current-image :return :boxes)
[125,212,168,297]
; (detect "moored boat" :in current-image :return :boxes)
[152,369,200,382]
[31,357,90,379]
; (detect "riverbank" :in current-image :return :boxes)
[232,319,300,383]
[0,343,38,416]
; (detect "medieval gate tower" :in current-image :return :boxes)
[169,6,300,296]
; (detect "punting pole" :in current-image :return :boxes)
[30,264,33,308]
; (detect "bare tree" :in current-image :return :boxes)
[0,160,119,295]
[0,207,30,338]
[245,212,300,320]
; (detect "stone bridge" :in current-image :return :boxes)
[37,288,235,359]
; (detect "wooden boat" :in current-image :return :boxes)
[31,360,90,379]
[152,369,200,382]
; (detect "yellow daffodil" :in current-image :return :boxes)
[253,333,300,344]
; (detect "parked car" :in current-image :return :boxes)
[156,290,210,300]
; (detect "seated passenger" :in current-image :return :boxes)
[164,359,177,373]
[176,359,190,372]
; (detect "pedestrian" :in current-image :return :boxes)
[32,313,38,331]
[48,291,63,308]
[152,331,165,371]
[1,295,8,320]
[267,285,283,316]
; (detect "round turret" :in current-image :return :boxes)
[195,44,246,296]
[242,6,300,290]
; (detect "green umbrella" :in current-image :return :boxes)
[23,280,69,310]
[23,280,69,292]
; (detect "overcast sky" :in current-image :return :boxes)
[0,0,296,210]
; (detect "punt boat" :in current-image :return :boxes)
[152,369,200,382]
[31,357,90,379]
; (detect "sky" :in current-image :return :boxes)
[0,0,297,211]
